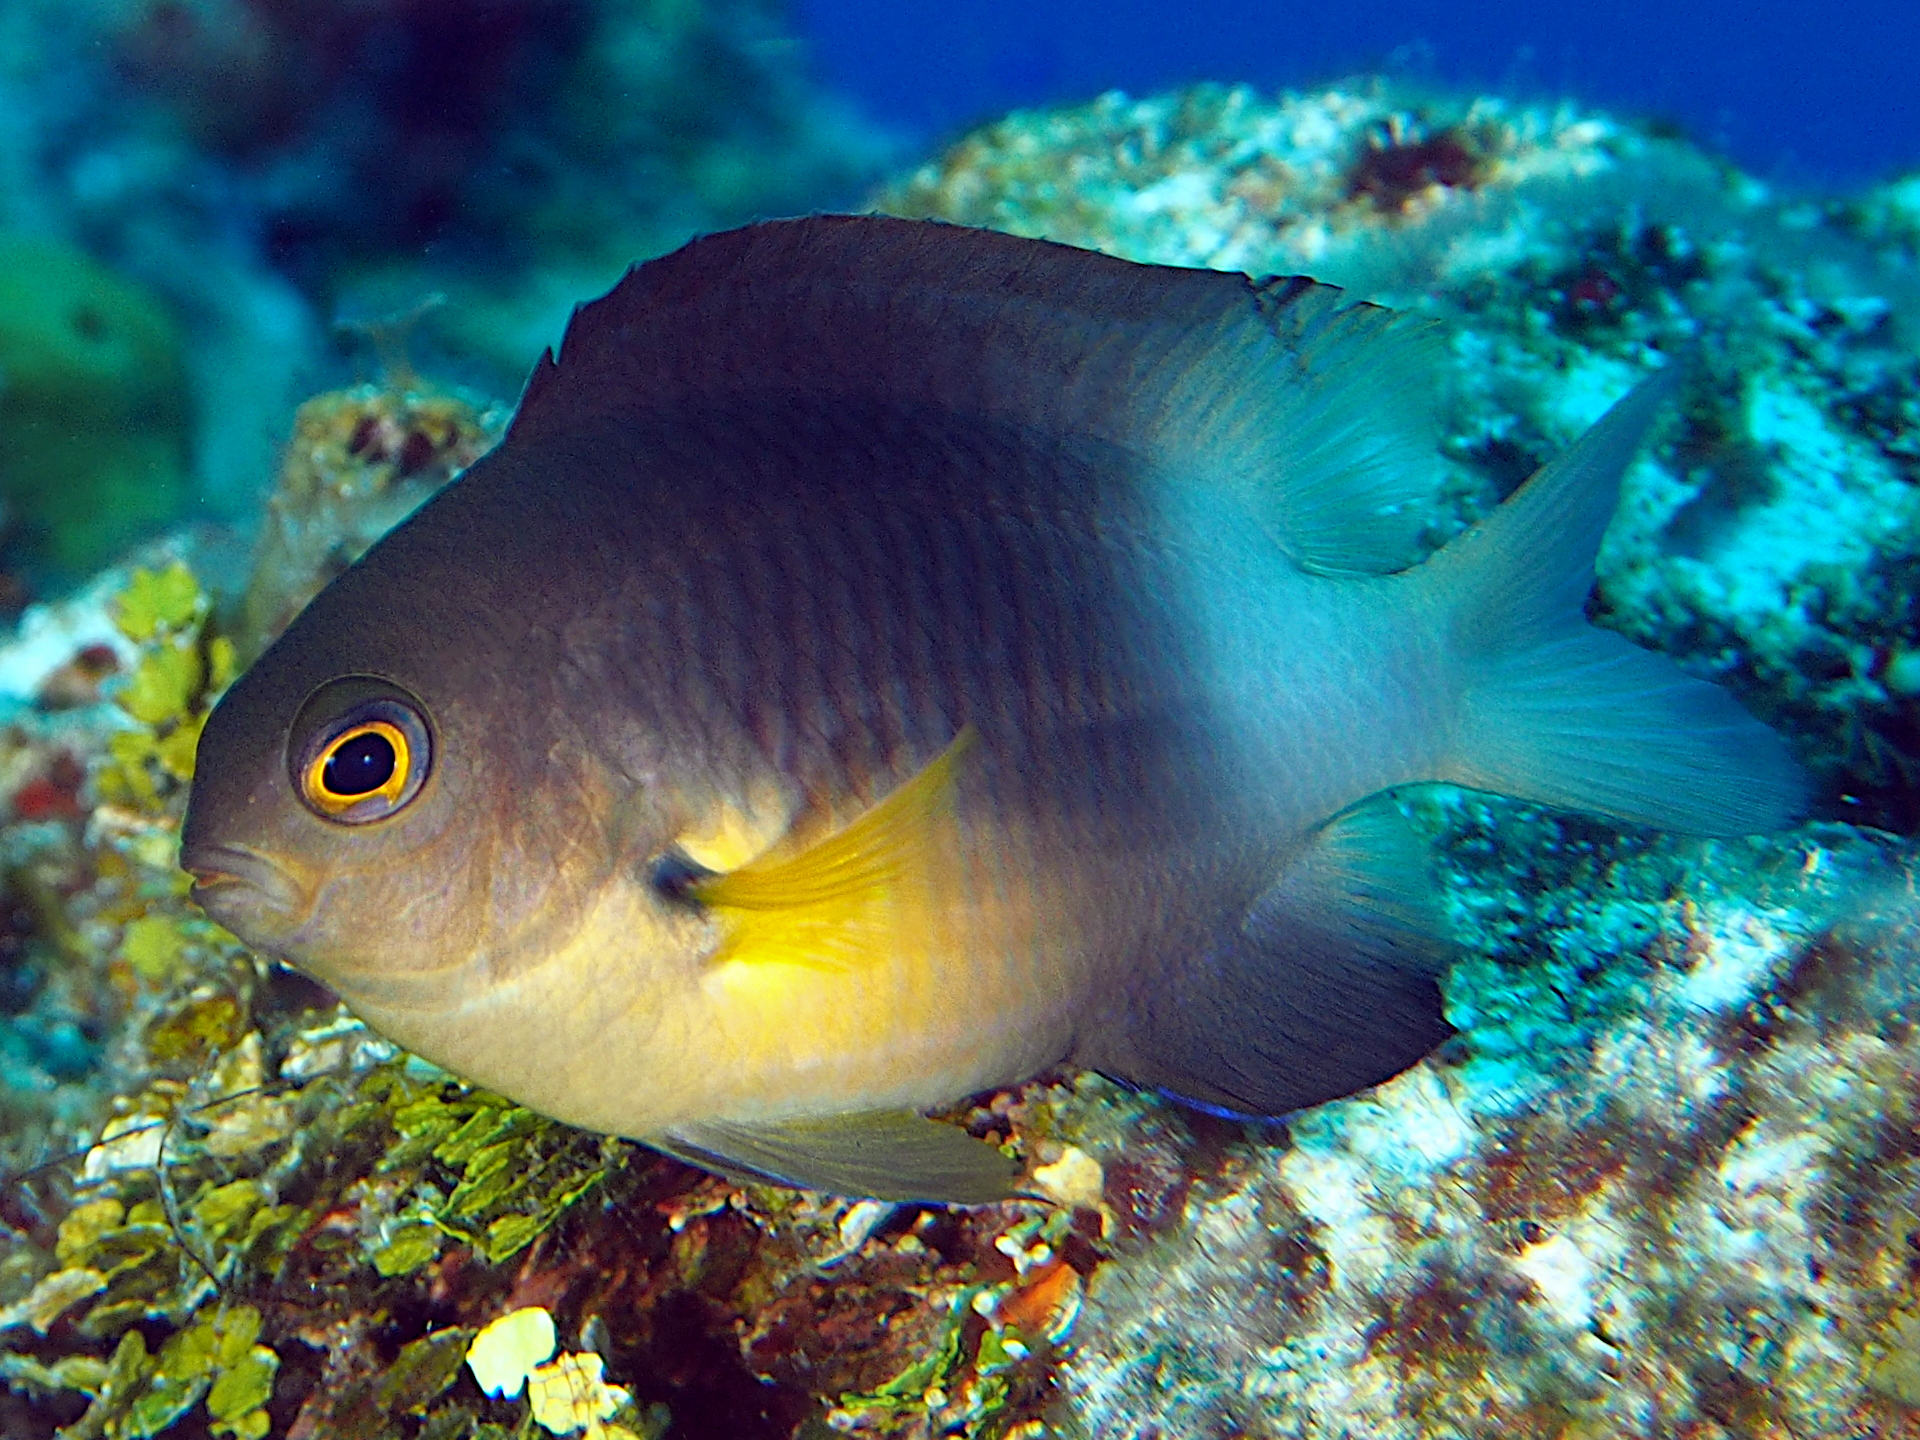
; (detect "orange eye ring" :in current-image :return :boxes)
[289,680,433,825]
[302,719,411,815]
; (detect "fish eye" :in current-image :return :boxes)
[289,678,433,825]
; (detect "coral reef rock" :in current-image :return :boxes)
[876,77,1920,1438]
[1056,798,1917,1438]
[234,381,508,661]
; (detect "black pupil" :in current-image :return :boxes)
[324,731,397,797]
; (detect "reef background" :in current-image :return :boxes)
[798,0,1920,188]
[1,3,1920,1438]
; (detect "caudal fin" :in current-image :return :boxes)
[1426,367,1809,835]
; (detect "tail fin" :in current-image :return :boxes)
[1426,367,1808,835]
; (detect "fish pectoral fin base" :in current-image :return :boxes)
[1109,800,1454,1117]
[653,1111,1020,1204]
[692,729,973,971]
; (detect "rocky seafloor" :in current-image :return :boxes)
[1,51,1919,1440]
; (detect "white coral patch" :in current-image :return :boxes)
[1713,379,1914,621]
[1325,1066,1478,1180]
[1513,1232,1596,1328]
[1718,1115,1821,1192]
[1708,1122,1824,1277]
[1276,1146,1403,1292]
[1679,906,1795,1012]
[1590,1021,1731,1126]
[1279,1068,1479,1291]
[0,569,136,704]
[1542,354,1645,434]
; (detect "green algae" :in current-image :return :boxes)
[101,561,235,813]
[830,1281,1043,1439]
[2,1031,1075,1436]
[0,1039,630,1435]
[363,1069,621,1274]
[834,1289,980,1426]
[0,239,192,583]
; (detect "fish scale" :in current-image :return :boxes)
[631,406,1190,828]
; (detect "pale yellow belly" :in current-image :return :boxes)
[357,850,1091,1140]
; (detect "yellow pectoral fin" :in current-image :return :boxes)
[692,727,974,972]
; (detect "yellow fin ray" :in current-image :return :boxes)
[693,728,973,971]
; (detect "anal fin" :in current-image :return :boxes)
[654,1110,1020,1204]
[1243,790,1454,975]
[1114,797,1454,1117]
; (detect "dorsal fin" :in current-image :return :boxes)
[512,215,1446,574]
[1249,277,1446,573]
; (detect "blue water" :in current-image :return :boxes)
[796,0,1920,188]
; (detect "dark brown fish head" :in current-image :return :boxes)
[182,484,640,1006]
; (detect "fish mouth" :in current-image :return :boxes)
[180,843,309,938]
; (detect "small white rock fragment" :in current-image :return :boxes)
[527,1350,631,1435]
[1031,1145,1104,1211]
[835,1199,897,1256]
[80,1107,168,1180]
[281,1012,399,1080]
[467,1305,558,1400]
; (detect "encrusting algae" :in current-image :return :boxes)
[233,384,507,665]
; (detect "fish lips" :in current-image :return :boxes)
[180,843,310,950]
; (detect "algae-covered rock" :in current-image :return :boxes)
[0,237,191,582]
[0,548,1068,1438]
[233,381,507,661]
